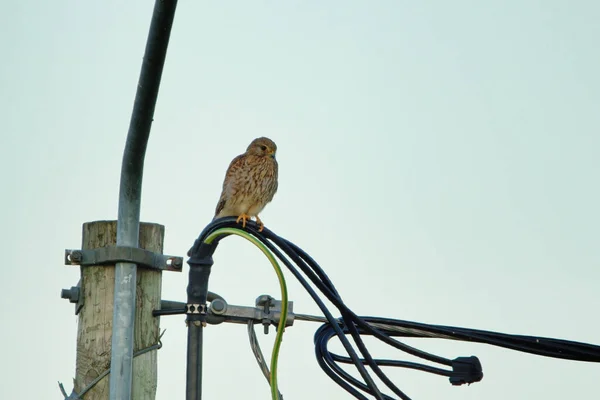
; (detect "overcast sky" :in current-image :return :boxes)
[2,1,599,399]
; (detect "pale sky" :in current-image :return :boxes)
[2,1,599,399]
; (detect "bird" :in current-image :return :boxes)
[213,137,279,232]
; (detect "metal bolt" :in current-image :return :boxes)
[170,258,183,269]
[69,251,83,263]
[61,286,80,303]
[263,299,271,335]
[210,299,226,314]
[255,294,273,306]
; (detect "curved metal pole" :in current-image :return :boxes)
[110,1,178,399]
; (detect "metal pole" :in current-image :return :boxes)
[186,243,216,400]
[110,1,178,399]
[186,321,204,400]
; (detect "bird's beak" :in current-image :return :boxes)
[269,150,276,159]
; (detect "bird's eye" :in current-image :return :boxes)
[260,145,267,151]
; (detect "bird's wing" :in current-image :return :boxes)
[270,160,279,200]
[214,153,245,217]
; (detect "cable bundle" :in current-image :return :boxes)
[189,218,600,400]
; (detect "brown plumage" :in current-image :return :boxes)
[214,137,279,231]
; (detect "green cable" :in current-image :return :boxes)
[204,228,288,400]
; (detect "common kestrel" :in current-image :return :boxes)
[213,137,278,232]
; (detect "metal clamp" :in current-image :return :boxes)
[64,246,183,272]
[206,294,294,331]
[186,303,207,314]
[151,293,295,332]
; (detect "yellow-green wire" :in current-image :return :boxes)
[204,228,288,400]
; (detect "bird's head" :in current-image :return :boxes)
[246,137,277,159]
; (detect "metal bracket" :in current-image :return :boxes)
[207,295,295,330]
[64,246,183,272]
[151,294,295,331]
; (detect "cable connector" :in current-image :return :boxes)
[207,295,295,329]
[449,356,483,386]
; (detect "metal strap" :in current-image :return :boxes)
[64,246,182,271]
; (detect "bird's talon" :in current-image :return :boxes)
[256,216,264,232]
[236,213,250,228]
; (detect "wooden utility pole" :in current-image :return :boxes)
[74,220,164,399]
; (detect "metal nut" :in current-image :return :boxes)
[170,257,183,269]
[69,251,83,263]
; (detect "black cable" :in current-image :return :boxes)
[263,226,450,398]
[277,236,453,367]
[257,223,424,398]
[200,219,465,398]
[315,323,397,400]
[340,309,411,400]
[330,353,454,378]
[280,230,600,363]
[351,316,600,362]
[256,225,405,398]
[270,230,451,366]
[317,323,454,376]
[192,219,388,398]
[241,223,388,400]
[315,317,457,398]
[193,218,600,400]
[281,239,340,297]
